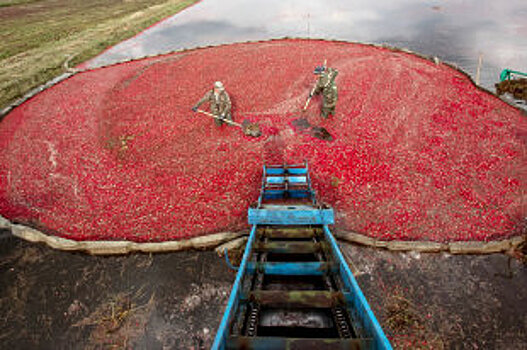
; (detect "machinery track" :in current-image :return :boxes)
[213,163,391,350]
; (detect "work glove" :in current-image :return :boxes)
[191,106,198,112]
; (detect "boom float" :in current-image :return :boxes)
[212,163,392,349]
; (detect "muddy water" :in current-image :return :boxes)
[341,244,527,348]
[85,0,527,94]
[2,232,526,348]
[0,233,234,349]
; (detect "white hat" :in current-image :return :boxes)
[214,81,225,90]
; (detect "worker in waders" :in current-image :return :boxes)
[311,65,338,118]
[192,81,232,126]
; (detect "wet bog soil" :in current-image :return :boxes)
[1,233,525,349]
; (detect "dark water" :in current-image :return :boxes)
[1,234,526,348]
[342,244,527,348]
[85,0,527,93]
[0,233,234,349]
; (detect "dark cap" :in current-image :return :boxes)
[314,65,326,75]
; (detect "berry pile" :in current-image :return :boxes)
[0,39,525,242]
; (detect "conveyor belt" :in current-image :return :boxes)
[212,163,392,350]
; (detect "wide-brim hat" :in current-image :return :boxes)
[214,81,225,90]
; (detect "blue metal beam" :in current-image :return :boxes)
[211,225,258,350]
[246,261,337,276]
[323,225,393,350]
[248,208,334,225]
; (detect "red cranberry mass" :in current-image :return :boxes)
[0,39,525,242]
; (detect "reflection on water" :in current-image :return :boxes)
[86,0,527,91]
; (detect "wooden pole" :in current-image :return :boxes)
[475,53,483,85]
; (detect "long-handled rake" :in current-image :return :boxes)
[195,109,261,137]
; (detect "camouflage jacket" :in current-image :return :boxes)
[313,68,338,108]
[195,89,231,116]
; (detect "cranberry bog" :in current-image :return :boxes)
[0,39,525,243]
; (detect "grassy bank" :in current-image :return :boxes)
[0,0,198,110]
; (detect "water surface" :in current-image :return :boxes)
[1,234,525,348]
[86,0,527,92]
